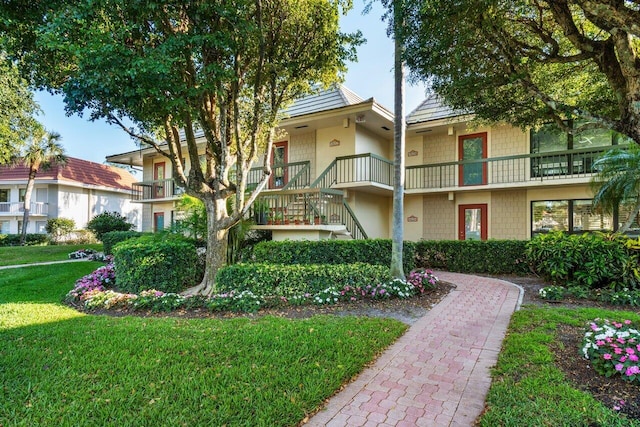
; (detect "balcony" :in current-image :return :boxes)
[406,147,608,193]
[0,202,48,216]
[131,179,184,202]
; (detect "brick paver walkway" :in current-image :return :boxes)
[306,272,523,427]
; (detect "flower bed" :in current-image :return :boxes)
[66,264,440,314]
[582,318,640,384]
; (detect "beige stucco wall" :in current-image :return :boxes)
[490,124,528,157]
[423,131,456,164]
[349,191,390,239]
[490,190,528,239]
[404,195,424,242]
[355,126,392,159]
[422,194,456,240]
[289,131,316,180]
[316,125,356,176]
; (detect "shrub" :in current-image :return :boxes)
[251,239,416,272]
[0,233,49,246]
[415,240,529,275]
[216,262,392,298]
[45,218,75,243]
[113,234,202,294]
[65,263,117,301]
[86,211,134,241]
[526,232,637,289]
[538,285,566,301]
[102,230,146,254]
[582,318,640,384]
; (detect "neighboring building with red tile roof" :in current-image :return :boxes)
[0,157,141,235]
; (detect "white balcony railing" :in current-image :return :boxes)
[0,202,48,215]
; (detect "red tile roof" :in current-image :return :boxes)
[0,157,137,191]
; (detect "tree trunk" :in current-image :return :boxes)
[182,196,229,296]
[390,0,406,281]
[19,167,37,245]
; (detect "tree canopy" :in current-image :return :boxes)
[1,0,360,294]
[0,58,41,163]
[404,0,640,142]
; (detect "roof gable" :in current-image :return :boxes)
[284,85,366,118]
[406,94,466,124]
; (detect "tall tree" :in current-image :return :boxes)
[0,58,41,163]
[390,0,406,280]
[591,145,640,232]
[404,0,640,142]
[15,130,66,244]
[1,0,360,295]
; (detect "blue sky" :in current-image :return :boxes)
[33,2,429,166]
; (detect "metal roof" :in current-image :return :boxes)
[284,85,366,118]
[406,94,465,124]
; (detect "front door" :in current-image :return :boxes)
[459,133,487,186]
[154,212,165,232]
[154,162,166,198]
[270,141,288,188]
[458,204,487,240]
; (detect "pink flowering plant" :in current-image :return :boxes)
[582,318,640,384]
[65,263,116,301]
[407,269,439,294]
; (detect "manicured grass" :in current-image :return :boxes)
[478,306,640,427]
[0,263,407,426]
[0,244,103,266]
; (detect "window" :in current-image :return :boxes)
[532,199,613,235]
[19,189,26,202]
[270,141,288,188]
[0,189,8,203]
[35,221,47,234]
[0,221,9,234]
[531,123,630,178]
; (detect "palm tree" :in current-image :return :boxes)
[16,130,66,244]
[591,144,640,233]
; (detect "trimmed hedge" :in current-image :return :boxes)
[113,234,203,294]
[216,262,391,297]
[251,239,416,272]
[0,234,49,246]
[102,231,147,254]
[415,240,529,275]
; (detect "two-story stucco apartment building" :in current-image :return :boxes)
[107,85,630,241]
[0,157,141,234]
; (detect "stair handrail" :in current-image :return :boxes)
[342,200,368,240]
[310,159,338,189]
[281,161,311,190]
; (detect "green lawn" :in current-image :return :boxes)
[0,244,103,266]
[478,306,640,426]
[0,263,407,426]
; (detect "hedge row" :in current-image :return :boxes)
[113,234,204,294]
[0,234,49,246]
[216,262,391,297]
[415,240,529,275]
[102,231,148,254]
[251,239,416,272]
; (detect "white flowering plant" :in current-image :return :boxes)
[582,318,640,384]
[538,286,565,301]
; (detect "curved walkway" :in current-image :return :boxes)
[306,272,523,427]
[0,258,90,270]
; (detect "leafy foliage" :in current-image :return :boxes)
[582,319,640,384]
[113,234,203,294]
[251,239,417,272]
[404,0,640,142]
[415,240,529,275]
[45,217,75,242]
[216,263,391,298]
[101,230,146,255]
[526,232,639,289]
[86,211,134,241]
[0,233,48,246]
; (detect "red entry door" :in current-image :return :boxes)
[458,204,487,240]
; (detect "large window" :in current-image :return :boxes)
[532,199,614,234]
[0,221,9,234]
[531,123,630,178]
